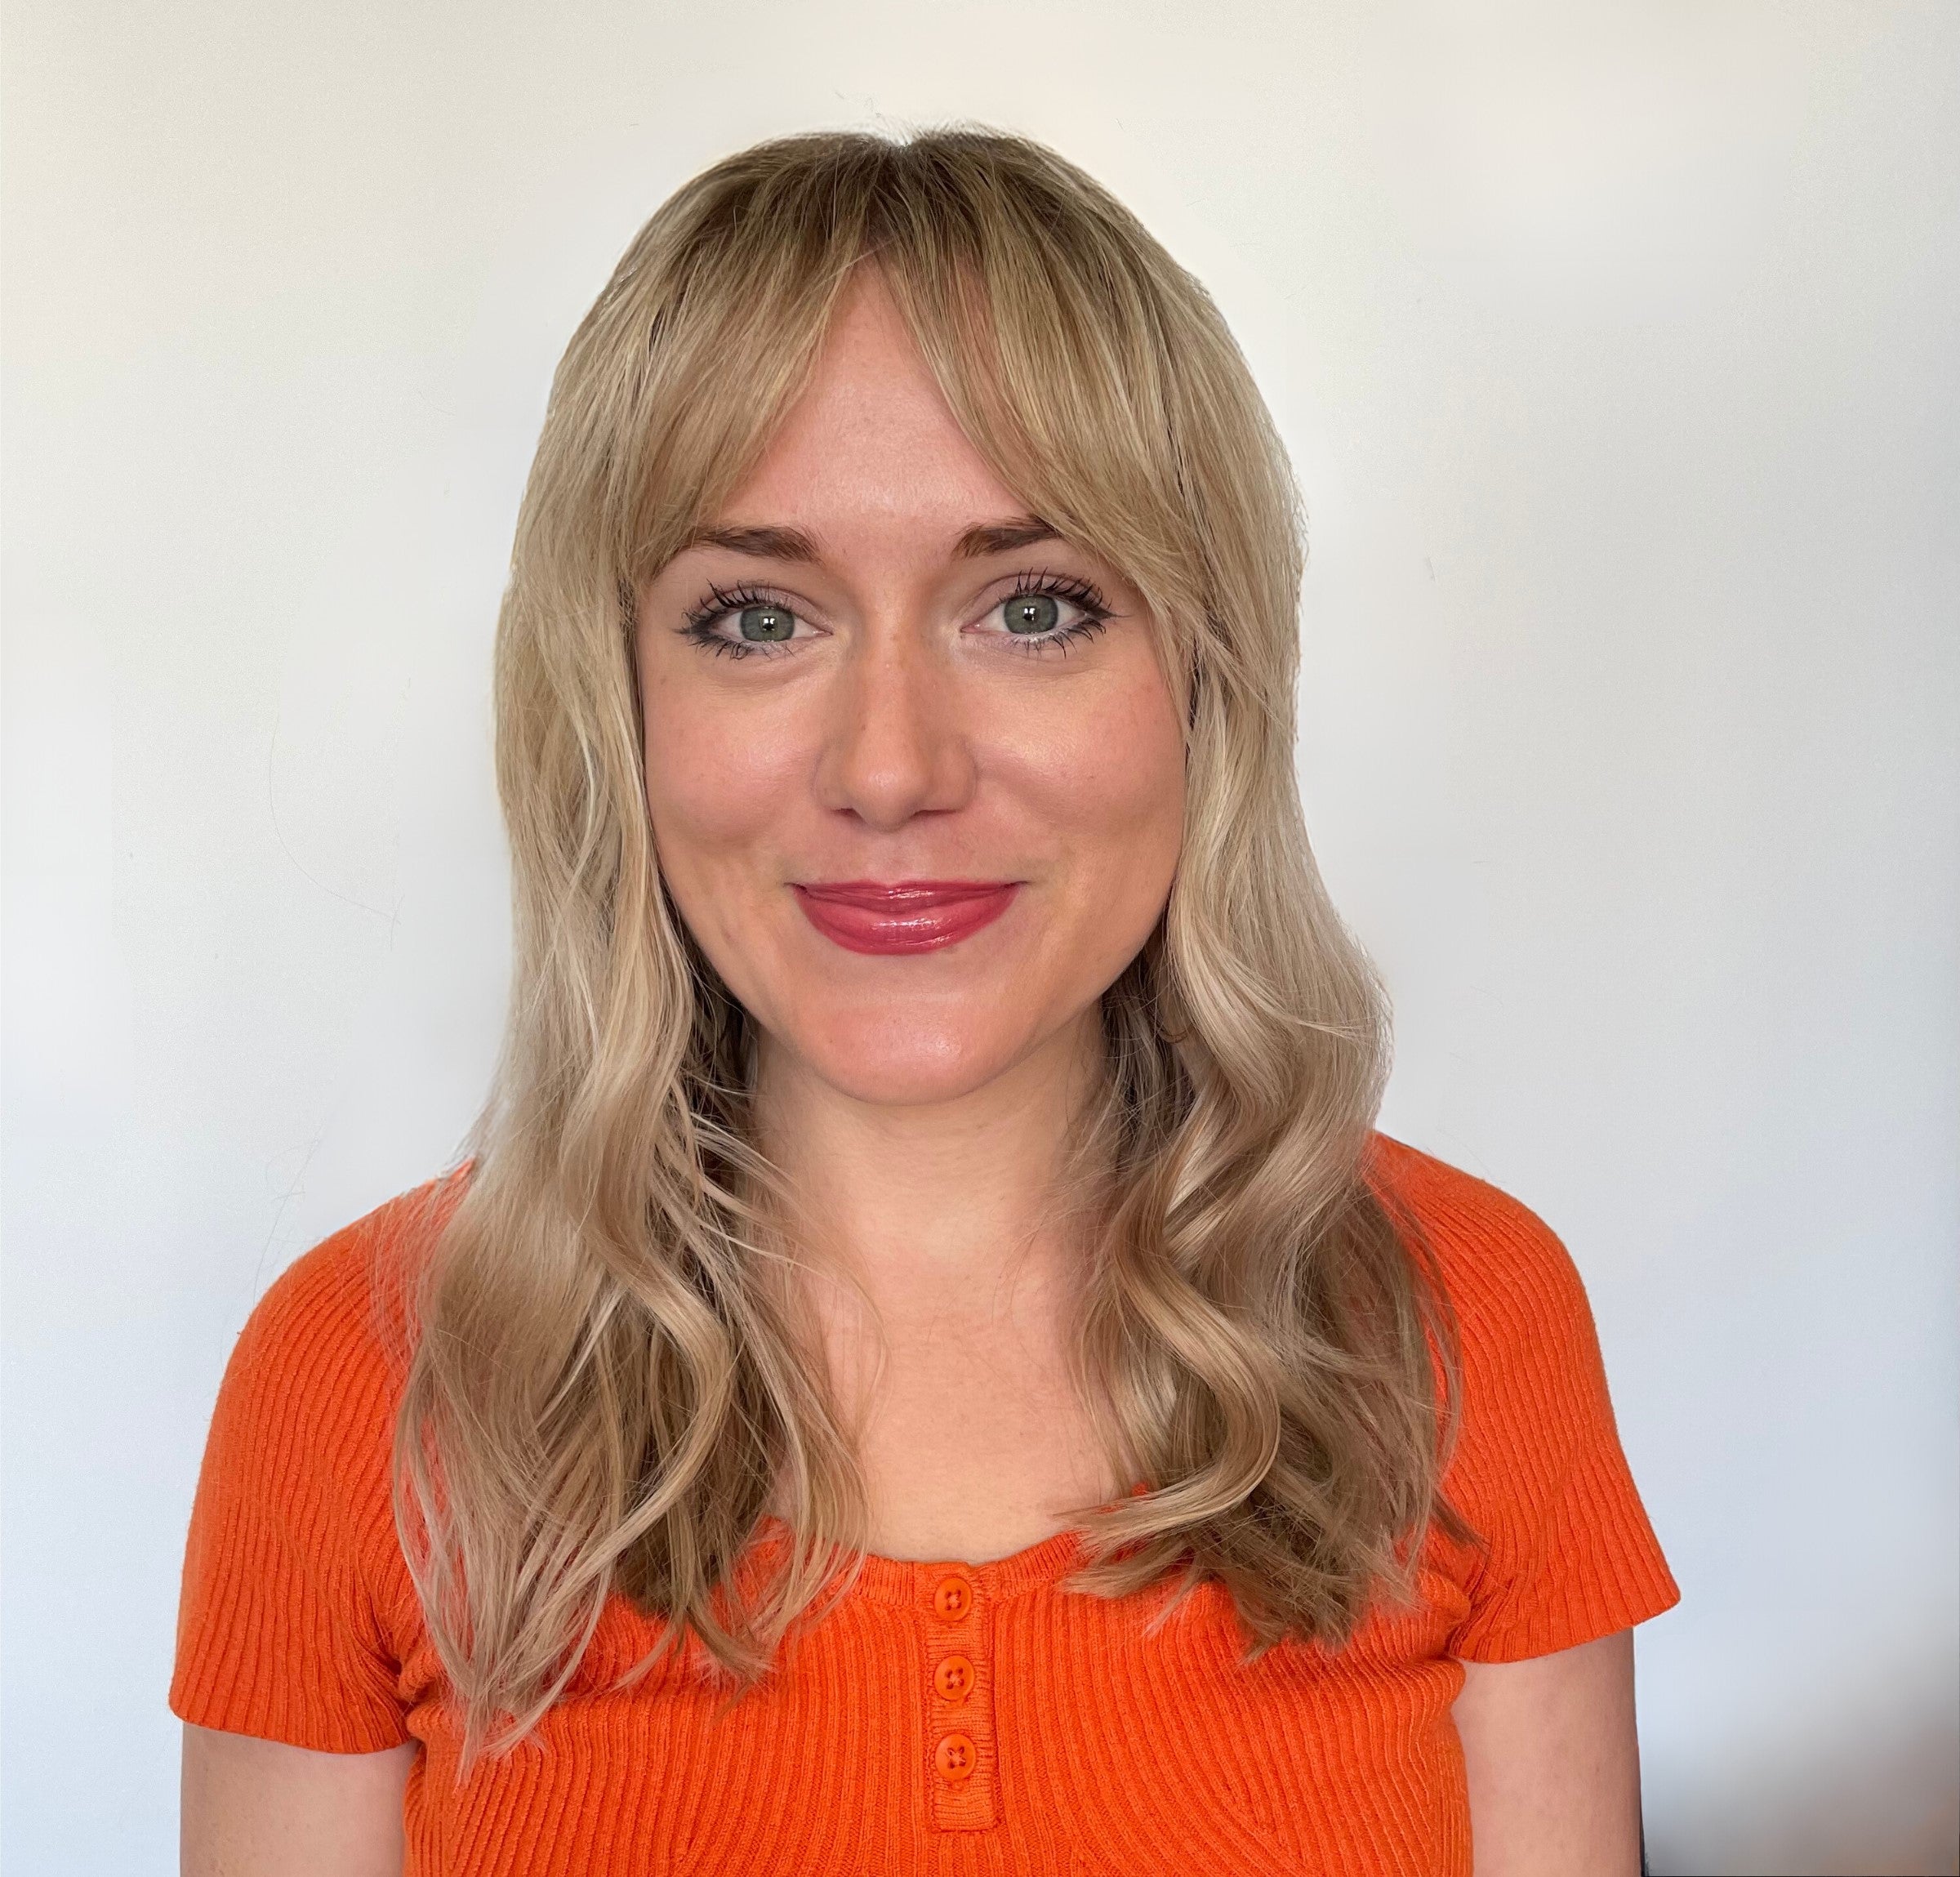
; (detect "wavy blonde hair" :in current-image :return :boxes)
[397,126,1472,1762]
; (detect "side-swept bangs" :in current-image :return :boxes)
[543,132,1302,748]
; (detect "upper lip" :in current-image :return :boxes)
[793,879,1018,906]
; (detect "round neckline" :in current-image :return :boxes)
[747,1485,1154,1610]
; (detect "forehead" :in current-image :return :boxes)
[711,271,1026,541]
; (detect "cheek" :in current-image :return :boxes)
[639,673,819,1028]
[1010,667,1186,916]
[639,675,799,857]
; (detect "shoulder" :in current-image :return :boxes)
[1364,1132,1632,1528]
[1362,1137,1682,1653]
[1362,1133,1615,1493]
[1362,1132,1593,1350]
[207,1170,468,1500]
[174,1173,466,1747]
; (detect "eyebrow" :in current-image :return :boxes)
[675,515,1062,564]
[955,516,1062,558]
[677,524,823,562]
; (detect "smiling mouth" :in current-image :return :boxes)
[791,880,1021,955]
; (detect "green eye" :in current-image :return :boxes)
[1002,593,1060,635]
[739,604,796,642]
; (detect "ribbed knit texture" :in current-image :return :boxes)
[171,1136,1681,1875]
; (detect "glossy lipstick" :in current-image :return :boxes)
[792,879,1019,955]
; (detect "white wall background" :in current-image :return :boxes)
[4,2,1955,1871]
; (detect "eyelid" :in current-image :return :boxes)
[970,566,1109,604]
[682,579,811,625]
[678,582,822,659]
[964,570,1114,631]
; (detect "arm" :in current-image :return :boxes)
[1453,1629,1643,1877]
[181,1725,415,1877]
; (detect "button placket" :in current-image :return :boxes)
[918,1567,998,1830]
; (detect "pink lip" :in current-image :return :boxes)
[791,879,1021,955]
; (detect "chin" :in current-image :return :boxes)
[791,1002,1035,1108]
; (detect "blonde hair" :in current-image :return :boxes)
[397,126,1472,1763]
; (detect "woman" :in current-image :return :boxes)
[173,129,1679,1875]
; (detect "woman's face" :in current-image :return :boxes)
[635,272,1186,1109]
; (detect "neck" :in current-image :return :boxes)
[754,1010,1107,1321]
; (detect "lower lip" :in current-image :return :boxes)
[791,882,1021,955]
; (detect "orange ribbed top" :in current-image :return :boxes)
[171,1136,1680,1875]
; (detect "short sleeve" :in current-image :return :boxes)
[1375,1139,1682,1663]
[169,1219,417,1752]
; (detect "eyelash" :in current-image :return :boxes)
[993,573,1112,656]
[679,584,793,660]
[678,573,1113,661]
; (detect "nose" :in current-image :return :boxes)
[813,621,977,831]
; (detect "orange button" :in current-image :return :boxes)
[934,1653,975,1702]
[934,1732,978,1783]
[931,1573,973,1620]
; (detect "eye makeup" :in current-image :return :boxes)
[976,572,1111,656]
[675,571,1114,661]
[678,583,806,659]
